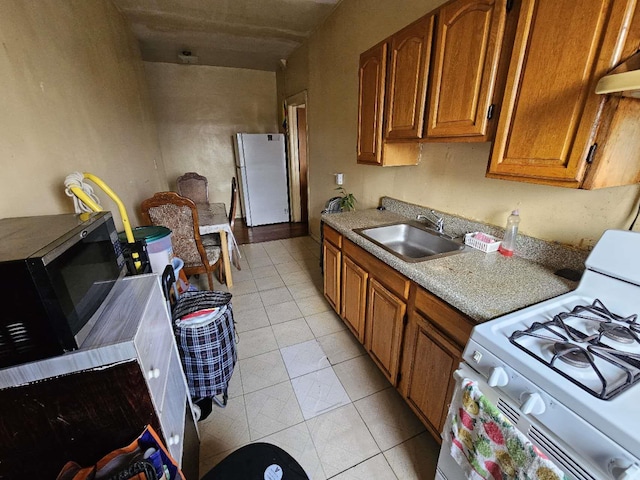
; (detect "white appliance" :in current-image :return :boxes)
[437,230,640,480]
[596,51,640,99]
[235,133,290,227]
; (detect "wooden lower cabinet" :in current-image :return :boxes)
[341,255,368,342]
[365,278,406,385]
[323,239,341,314]
[400,285,474,441]
[401,310,462,439]
[321,226,474,442]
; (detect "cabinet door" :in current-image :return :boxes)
[160,352,187,462]
[487,0,635,187]
[402,310,461,437]
[323,240,341,314]
[135,285,173,405]
[0,361,159,479]
[365,278,406,385]
[341,255,368,343]
[426,0,507,139]
[357,42,388,165]
[385,14,435,140]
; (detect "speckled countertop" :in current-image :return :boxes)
[321,198,589,323]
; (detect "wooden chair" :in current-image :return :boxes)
[202,177,241,272]
[141,192,221,290]
[176,172,209,204]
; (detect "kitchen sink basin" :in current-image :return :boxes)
[354,221,468,262]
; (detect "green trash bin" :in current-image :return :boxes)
[119,226,173,274]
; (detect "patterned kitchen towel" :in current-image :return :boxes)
[443,378,569,480]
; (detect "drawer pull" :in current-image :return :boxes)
[168,434,180,445]
[147,368,160,380]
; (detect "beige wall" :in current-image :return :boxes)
[0,1,166,228]
[144,63,278,206]
[283,0,640,248]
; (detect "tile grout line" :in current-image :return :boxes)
[205,237,427,478]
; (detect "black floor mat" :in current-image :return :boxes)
[200,442,309,479]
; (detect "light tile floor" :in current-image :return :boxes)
[192,236,440,479]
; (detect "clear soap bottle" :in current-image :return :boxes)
[498,209,520,257]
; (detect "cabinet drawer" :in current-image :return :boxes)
[413,286,473,347]
[160,351,187,463]
[344,239,410,299]
[135,285,173,407]
[323,224,342,248]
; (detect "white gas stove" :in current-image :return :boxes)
[439,230,640,480]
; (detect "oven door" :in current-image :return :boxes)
[437,362,568,480]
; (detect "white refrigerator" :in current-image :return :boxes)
[235,133,290,227]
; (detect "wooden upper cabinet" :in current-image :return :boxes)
[487,0,639,188]
[357,42,388,165]
[385,15,435,140]
[426,0,509,140]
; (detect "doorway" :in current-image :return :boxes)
[286,91,309,224]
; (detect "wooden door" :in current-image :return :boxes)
[426,0,508,139]
[402,310,462,436]
[297,106,309,223]
[365,278,406,384]
[323,240,341,314]
[357,42,388,164]
[385,14,435,140]
[487,0,635,187]
[341,255,368,343]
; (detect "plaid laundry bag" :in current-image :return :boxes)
[172,291,237,408]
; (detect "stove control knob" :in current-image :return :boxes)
[610,460,640,480]
[487,367,509,387]
[520,392,546,415]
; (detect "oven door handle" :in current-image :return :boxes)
[453,363,484,384]
[452,363,508,412]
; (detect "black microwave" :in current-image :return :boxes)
[0,211,126,369]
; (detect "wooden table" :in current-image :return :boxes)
[197,202,238,288]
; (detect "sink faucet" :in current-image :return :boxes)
[417,210,444,234]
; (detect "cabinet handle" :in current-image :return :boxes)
[586,143,598,164]
[147,368,160,380]
[168,434,180,445]
[487,104,495,120]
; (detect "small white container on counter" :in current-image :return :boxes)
[464,232,501,252]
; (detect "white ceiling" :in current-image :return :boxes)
[112,0,342,71]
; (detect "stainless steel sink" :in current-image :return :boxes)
[354,221,468,262]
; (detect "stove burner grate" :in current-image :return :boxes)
[509,299,640,400]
